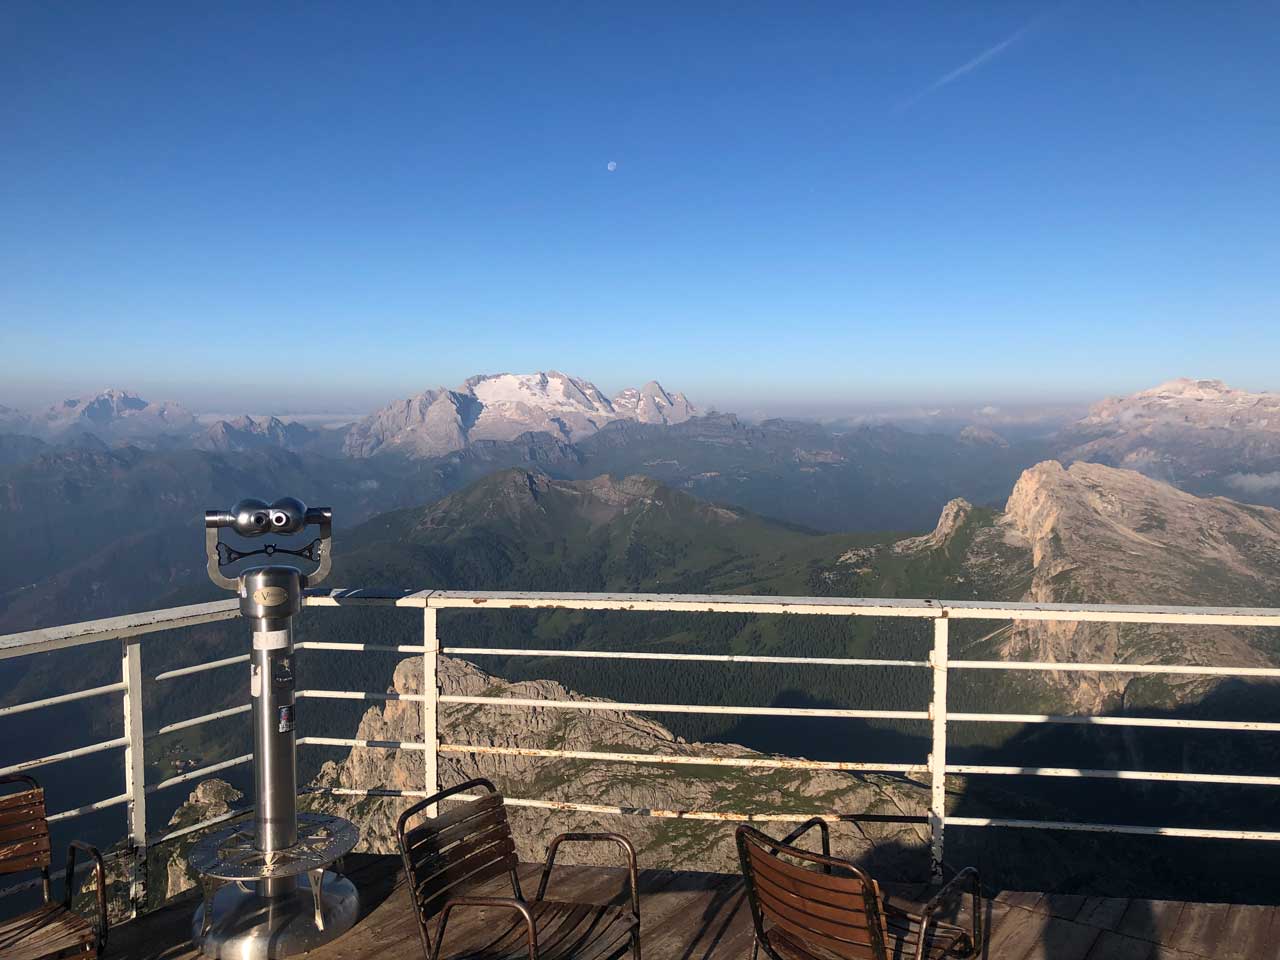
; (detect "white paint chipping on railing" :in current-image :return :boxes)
[147,754,253,795]
[437,694,930,721]
[946,765,1280,786]
[121,637,148,917]
[0,598,240,660]
[436,743,927,774]
[7,586,1280,914]
[155,703,251,736]
[442,647,931,668]
[951,659,1280,678]
[949,712,1280,732]
[0,736,129,778]
[299,736,429,752]
[928,617,949,882]
[47,791,132,824]
[0,681,126,718]
[944,817,1280,842]
[154,652,250,682]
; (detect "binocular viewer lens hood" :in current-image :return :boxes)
[205,497,331,538]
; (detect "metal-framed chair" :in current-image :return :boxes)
[396,778,641,960]
[736,820,981,960]
[0,774,107,960]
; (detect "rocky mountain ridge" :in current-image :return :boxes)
[839,460,1280,710]
[343,372,696,458]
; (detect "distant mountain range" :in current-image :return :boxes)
[342,372,696,457]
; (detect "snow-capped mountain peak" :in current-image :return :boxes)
[344,371,697,457]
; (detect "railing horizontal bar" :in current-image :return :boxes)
[0,599,240,661]
[950,712,1280,732]
[147,754,253,794]
[304,786,432,798]
[442,647,930,668]
[299,736,428,751]
[296,642,430,654]
[439,694,928,720]
[47,791,132,823]
[147,805,253,846]
[154,704,251,736]
[0,737,128,778]
[946,765,1280,786]
[0,682,126,718]
[304,589,431,608]
[307,785,891,824]
[945,816,1280,841]
[439,743,926,773]
[154,653,250,682]
[303,588,1280,627]
[942,602,1280,626]
[296,689,428,703]
[424,590,942,618]
[950,660,1280,678]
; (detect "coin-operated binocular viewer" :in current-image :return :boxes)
[190,498,360,958]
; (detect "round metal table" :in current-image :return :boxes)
[188,813,361,958]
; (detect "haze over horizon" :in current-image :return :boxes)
[4,3,1277,412]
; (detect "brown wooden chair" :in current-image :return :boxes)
[0,775,107,960]
[397,778,641,960]
[736,820,981,960]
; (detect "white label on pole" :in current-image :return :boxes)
[251,664,261,698]
[254,629,290,651]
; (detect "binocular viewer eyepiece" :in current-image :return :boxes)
[205,498,331,538]
[204,497,333,592]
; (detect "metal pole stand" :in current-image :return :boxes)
[190,499,361,958]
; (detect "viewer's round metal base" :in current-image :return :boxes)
[191,870,359,959]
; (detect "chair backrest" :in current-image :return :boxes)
[0,775,52,880]
[397,780,520,932]
[737,825,889,960]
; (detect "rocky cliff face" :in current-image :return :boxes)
[994,461,1280,708]
[1058,379,1280,497]
[304,656,930,875]
[197,415,314,453]
[343,372,696,458]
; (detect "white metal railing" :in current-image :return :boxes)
[3,589,1280,913]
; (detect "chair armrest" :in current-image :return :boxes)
[536,832,640,918]
[916,867,981,960]
[64,841,108,952]
[433,896,538,960]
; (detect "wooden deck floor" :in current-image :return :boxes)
[109,854,1280,960]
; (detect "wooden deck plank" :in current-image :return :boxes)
[1085,930,1161,960]
[1016,918,1101,960]
[1218,905,1278,960]
[1117,900,1186,945]
[1043,894,1088,922]
[1166,902,1231,958]
[1076,898,1132,932]
[105,859,1280,960]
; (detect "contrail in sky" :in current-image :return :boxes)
[897,19,1040,110]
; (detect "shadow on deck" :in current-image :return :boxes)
[108,854,1279,960]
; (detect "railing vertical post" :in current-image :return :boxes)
[121,637,148,916]
[423,604,439,817]
[928,614,949,883]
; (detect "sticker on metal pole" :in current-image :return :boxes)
[277,704,295,734]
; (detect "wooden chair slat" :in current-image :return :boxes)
[0,820,49,845]
[754,882,876,940]
[746,843,865,897]
[409,811,509,871]
[415,838,517,909]
[0,789,44,814]
[766,922,879,960]
[0,837,53,876]
[0,801,48,829]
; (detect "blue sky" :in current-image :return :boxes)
[2,2,1277,415]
